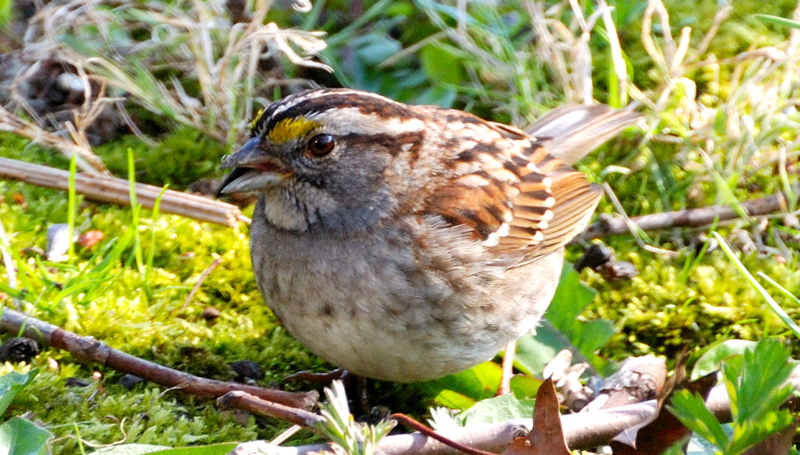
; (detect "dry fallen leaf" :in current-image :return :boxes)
[502,377,570,455]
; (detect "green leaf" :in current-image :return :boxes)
[355,34,402,66]
[734,340,794,424]
[544,267,597,334]
[513,328,562,376]
[423,361,501,403]
[429,389,476,410]
[547,266,613,363]
[668,391,729,450]
[0,370,38,416]
[93,445,171,455]
[459,393,535,426]
[419,361,503,409]
[420,44,463,85]
[0,417,53,455]
[509,375,542,399]
[0,0,11,27]
[723,361,741,423]
[691,340,756,380]
[572,319,615,355]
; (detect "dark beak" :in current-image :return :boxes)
[217,136,291,196]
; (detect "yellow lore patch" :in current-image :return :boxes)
[268,117,320,143]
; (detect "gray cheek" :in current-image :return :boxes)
[315,152,395,231]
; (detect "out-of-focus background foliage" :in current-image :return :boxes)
[0,0,799,452]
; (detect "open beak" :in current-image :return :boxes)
[217,136,292,196]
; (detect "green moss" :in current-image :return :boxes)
[3,362,271,454]
[96,127,229,189]
[580,249,800,362]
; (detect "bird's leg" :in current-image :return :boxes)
[497,339,516,395]
[351,375,371,418]
[281,369,373,419]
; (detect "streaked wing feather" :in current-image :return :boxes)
[535,177,602,256]
[423,104,632,264]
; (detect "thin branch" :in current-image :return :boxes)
[0,157,249,227]
[572,192,792,244]
[217,391,326,428]
[232,380,753,455]
[0,307,317,410]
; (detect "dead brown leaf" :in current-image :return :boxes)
[502,377,570,455]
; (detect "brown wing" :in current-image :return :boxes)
[493,144,602,259]
[423,113,602,263]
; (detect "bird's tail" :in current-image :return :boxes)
[525,105,642,166]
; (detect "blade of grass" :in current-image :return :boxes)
[127,148,145,278]
[756,272,800,307]
[67,155,77,262]
[143,185,168,299]
[754,14,800,30]
[711,232,800,338]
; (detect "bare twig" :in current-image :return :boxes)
[0,307,317,410]
[218,391,325,428]
[0,157,249,227]
[572,192,791,244]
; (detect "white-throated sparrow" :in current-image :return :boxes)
[218,89,639,382]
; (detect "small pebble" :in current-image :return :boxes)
[201,307,222,322]
[119,374,144,390]
[231,360,265,382]
[574,243,614,272]
[65,377,92,388]
[597,261,639,281]
[45,224,78,262]
[0,337,40,363]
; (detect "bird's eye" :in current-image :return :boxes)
[307,134,335,157]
